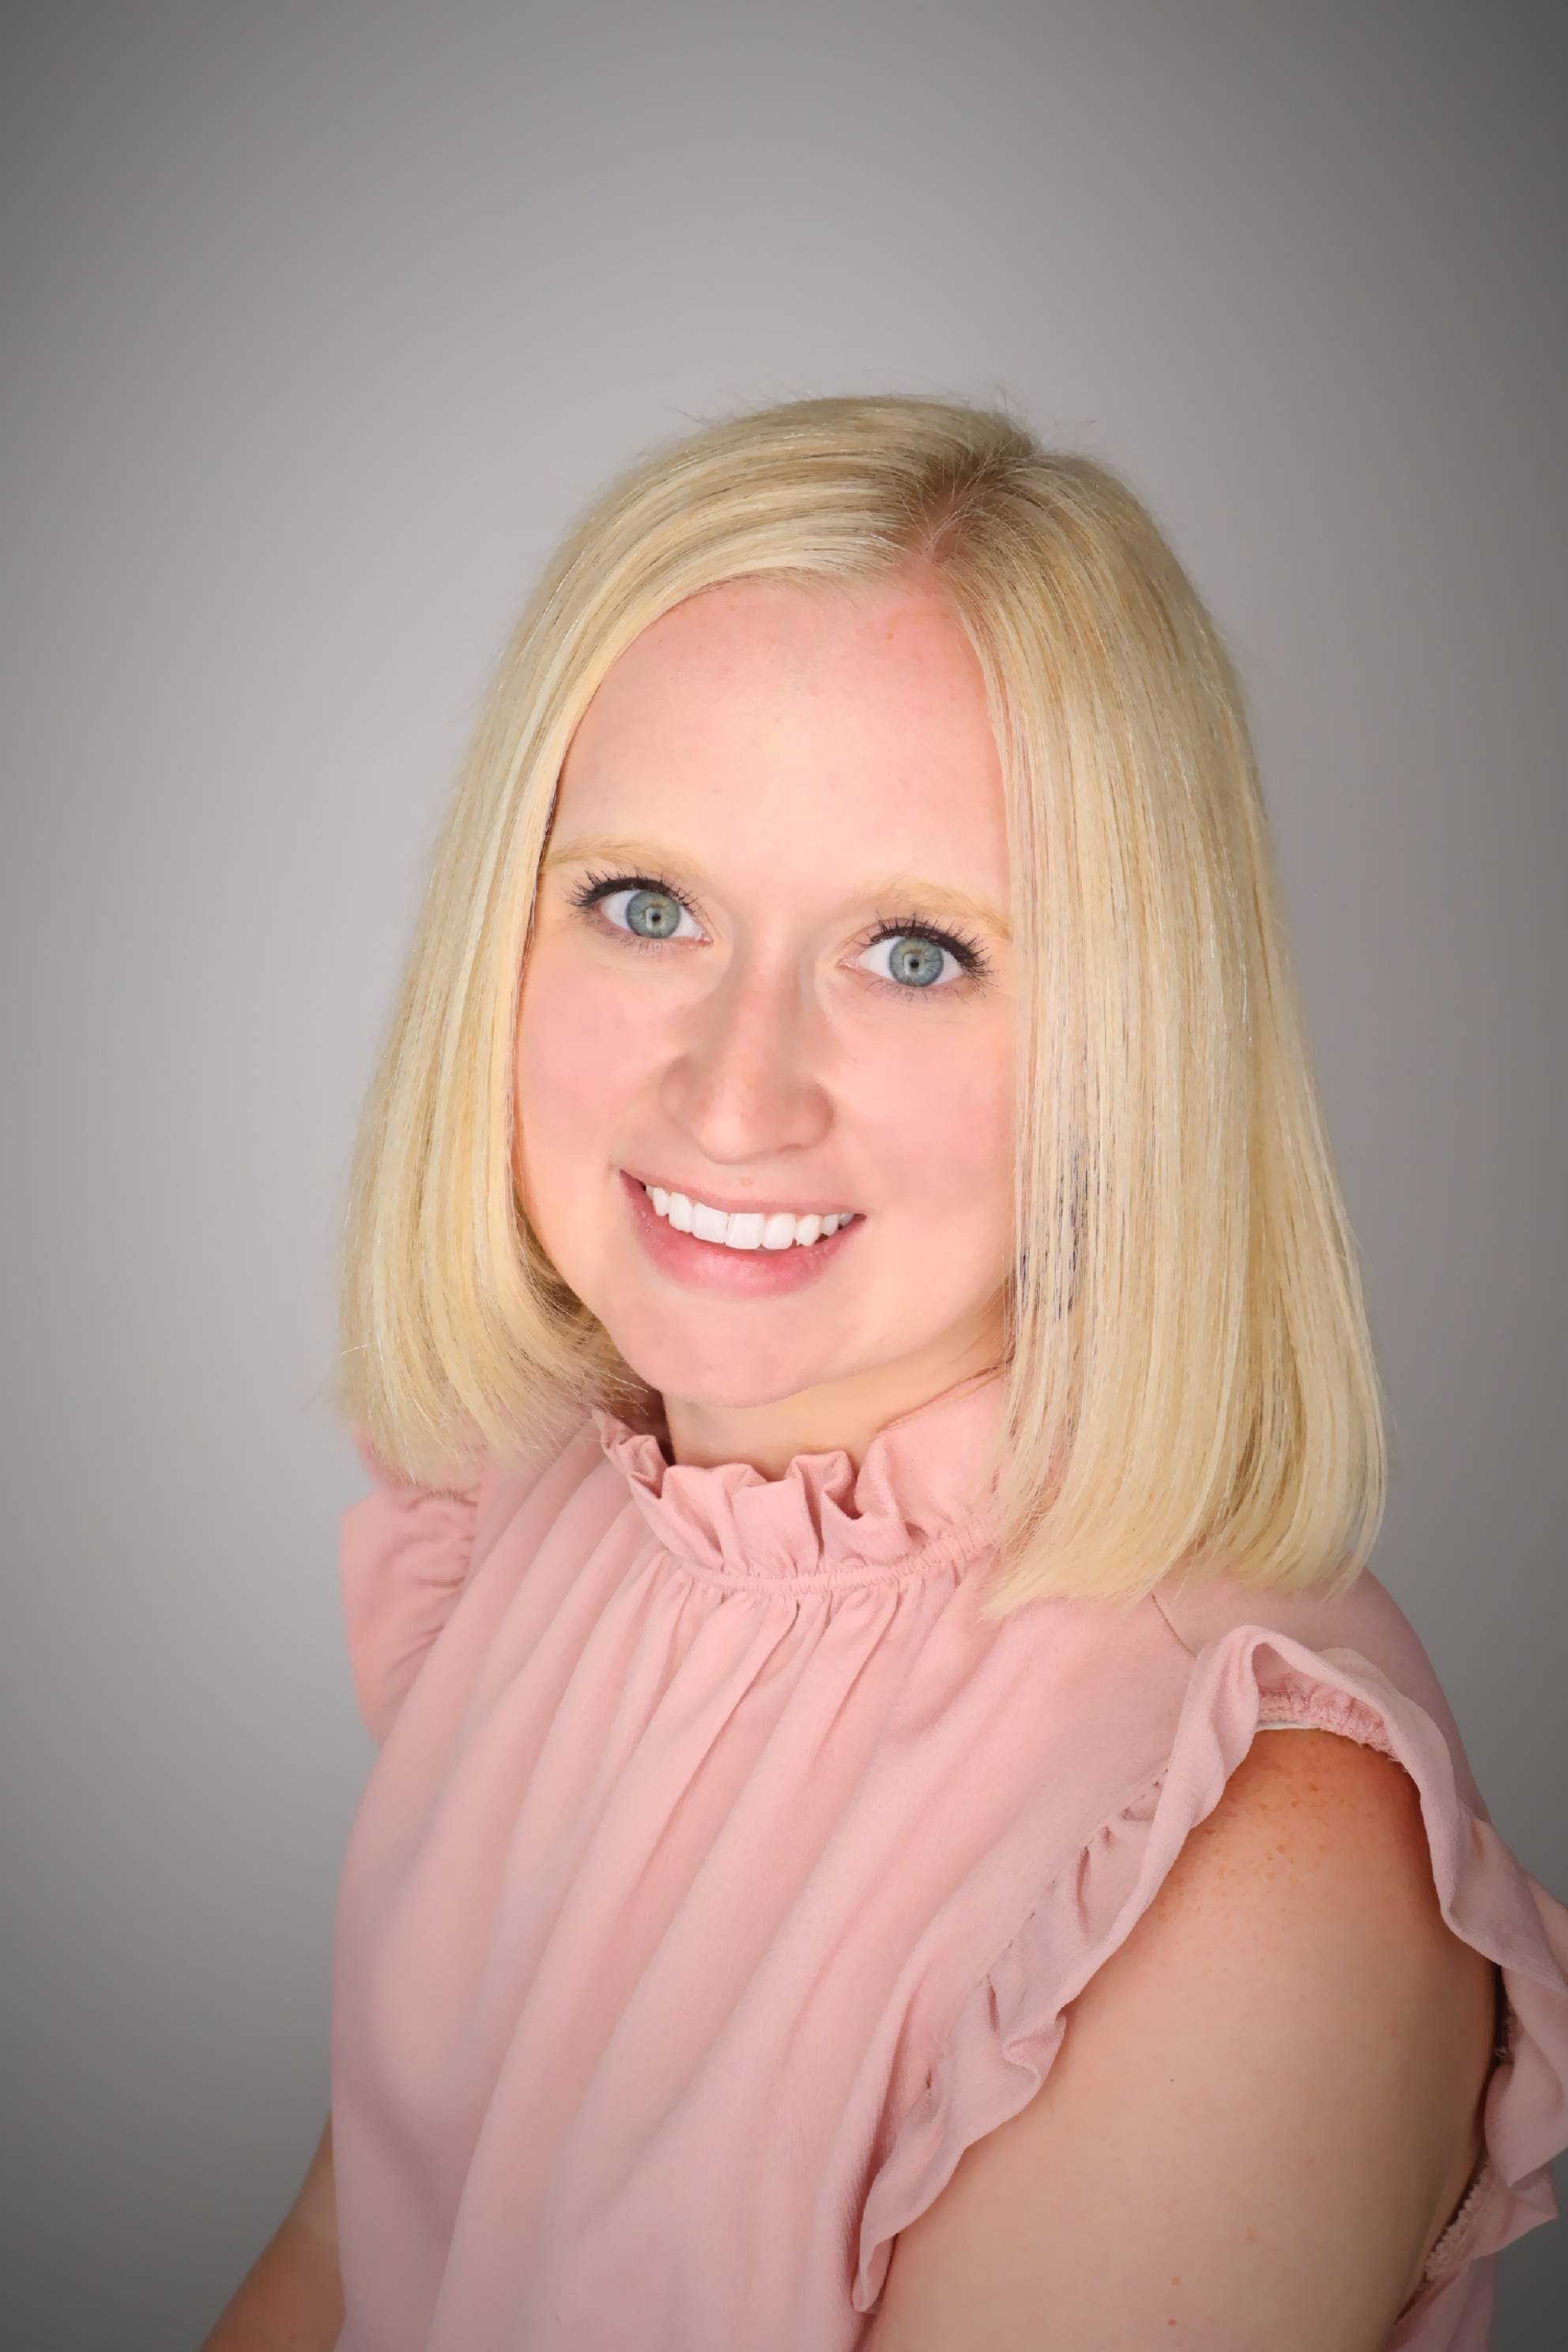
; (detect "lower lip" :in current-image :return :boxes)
[619,1169,865,1298]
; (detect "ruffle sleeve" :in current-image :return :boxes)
[340,1430,488,1748]
[853,1624,1568,2344]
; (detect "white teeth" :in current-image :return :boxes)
[639,1182,856,1251]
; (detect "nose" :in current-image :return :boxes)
[660,952,834,1167]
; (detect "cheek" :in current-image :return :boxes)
[858,1024,1014,1219]
[514,949,649,1163]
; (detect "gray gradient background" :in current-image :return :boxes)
[2,3,1563,2346]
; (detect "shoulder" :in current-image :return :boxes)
[1142,1722,1498,2038]
[340,1411,595,1747]
[868,1724,1497,2350]
[1149,1559,1438,1705]
[1145,1560,1493,1819]
[1075,1724,1497,2198]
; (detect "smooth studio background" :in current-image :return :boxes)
[2,4,1563,2345]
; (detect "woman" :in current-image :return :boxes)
[226,395,1568,2349]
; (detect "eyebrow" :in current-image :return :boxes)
[541,834,1012,944]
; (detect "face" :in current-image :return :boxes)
[513,573,1016,1473]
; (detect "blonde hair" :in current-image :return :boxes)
[334,391,1387,1619]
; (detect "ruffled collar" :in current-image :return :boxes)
[588,1368,1006,1585]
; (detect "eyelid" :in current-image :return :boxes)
[858,911,990,975]
[568,866,705,935]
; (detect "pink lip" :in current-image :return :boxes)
[619,1168,865,1298]
[620,1166,861,1221]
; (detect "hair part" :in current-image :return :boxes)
[333,390,1387,1617]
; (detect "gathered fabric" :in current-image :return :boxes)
[330,1368,1568,2350]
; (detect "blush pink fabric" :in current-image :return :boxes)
[329,1367,1568,2350]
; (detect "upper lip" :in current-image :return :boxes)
[622,1167,861,1219]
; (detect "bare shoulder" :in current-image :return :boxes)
[867,1728,1498,2352]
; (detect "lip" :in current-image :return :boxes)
[619,1166,861,1221]
[619,1167,865,1298]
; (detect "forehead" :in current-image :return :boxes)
[559,576,1004,834]
[601,573,978,684]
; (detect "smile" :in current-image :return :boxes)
[632,1177,860,1252]
[618,1169,866,1297]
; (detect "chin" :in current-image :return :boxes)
[604,1322,851,1415]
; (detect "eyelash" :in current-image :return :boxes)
[564,866,995,1001]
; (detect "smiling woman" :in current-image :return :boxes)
[318,394,1568,2352]
[510,571,1016,1473]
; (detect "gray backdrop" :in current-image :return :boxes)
[2,3,1562,2345]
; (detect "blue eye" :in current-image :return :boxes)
[856,925,977,995]
[564,868,993,1001]
[567,870,701,948]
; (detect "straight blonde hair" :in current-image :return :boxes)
[334,391,1387,1620]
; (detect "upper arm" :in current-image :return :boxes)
[866,1728,1498,2352]
[288,2112,337,2249]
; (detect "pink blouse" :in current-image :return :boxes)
[329,1367,1568,2350]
